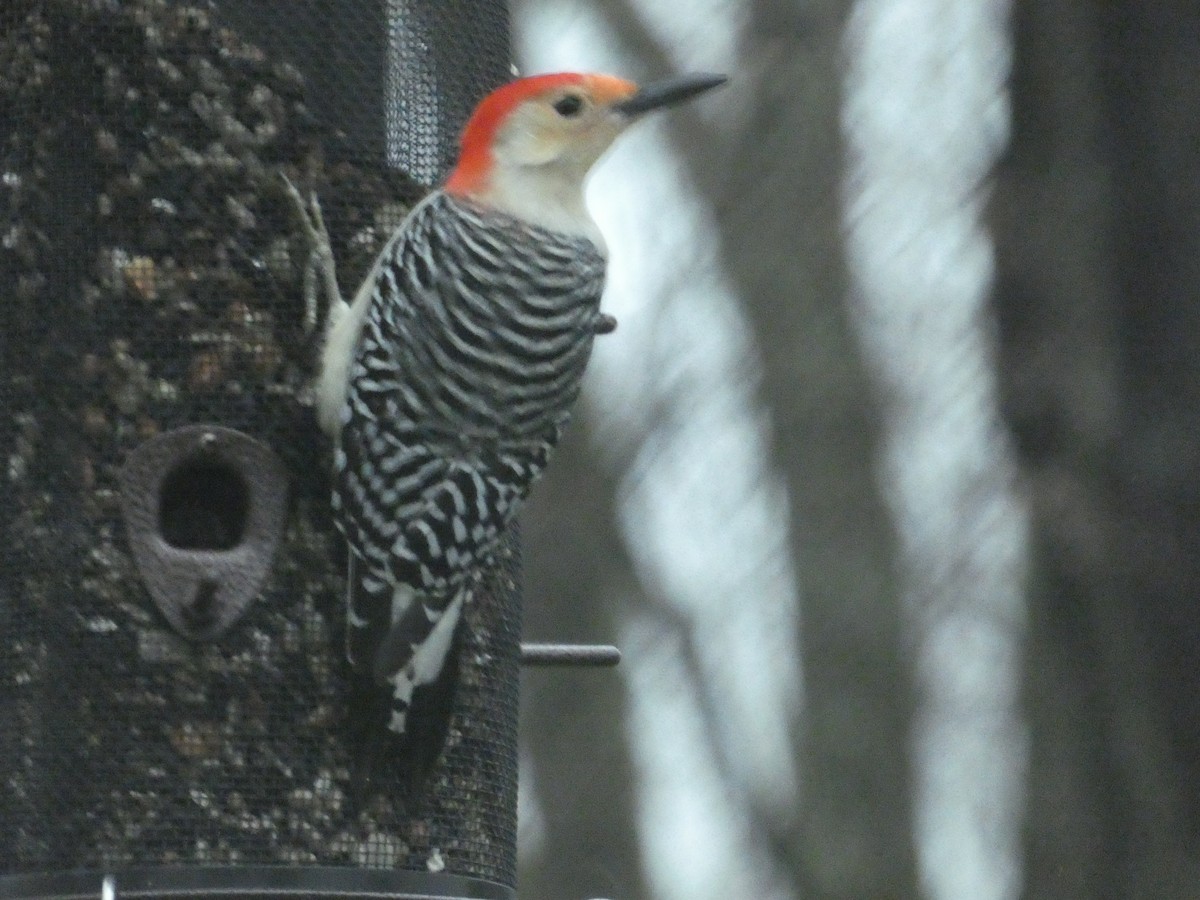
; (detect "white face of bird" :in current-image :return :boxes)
[489,78,638,186]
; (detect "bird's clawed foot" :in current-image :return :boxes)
[593,313,617,335]
[281,172,343,335]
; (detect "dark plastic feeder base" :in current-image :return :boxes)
[0,867,514,900]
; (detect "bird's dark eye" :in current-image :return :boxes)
[553,94,584,117]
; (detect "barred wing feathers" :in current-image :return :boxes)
[331,192,606,734]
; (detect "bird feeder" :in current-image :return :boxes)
[0,1,529,897]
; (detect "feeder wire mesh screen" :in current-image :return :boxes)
[0,0,517,891]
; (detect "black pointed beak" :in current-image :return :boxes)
[612,73,728,117]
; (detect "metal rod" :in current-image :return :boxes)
[520,643,621,668]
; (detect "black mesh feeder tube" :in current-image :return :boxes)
[0,1,519,897]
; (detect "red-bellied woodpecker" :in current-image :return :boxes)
[287,71,727,751]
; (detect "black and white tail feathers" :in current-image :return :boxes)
[344,551,466,738]
[342,555,465,791]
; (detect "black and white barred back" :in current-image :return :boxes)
[332,191,607,736]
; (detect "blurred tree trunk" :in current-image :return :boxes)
[715,4,920,895]
[578,0,919,895]
[518,0,920,895]
[993,1,1200,896]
